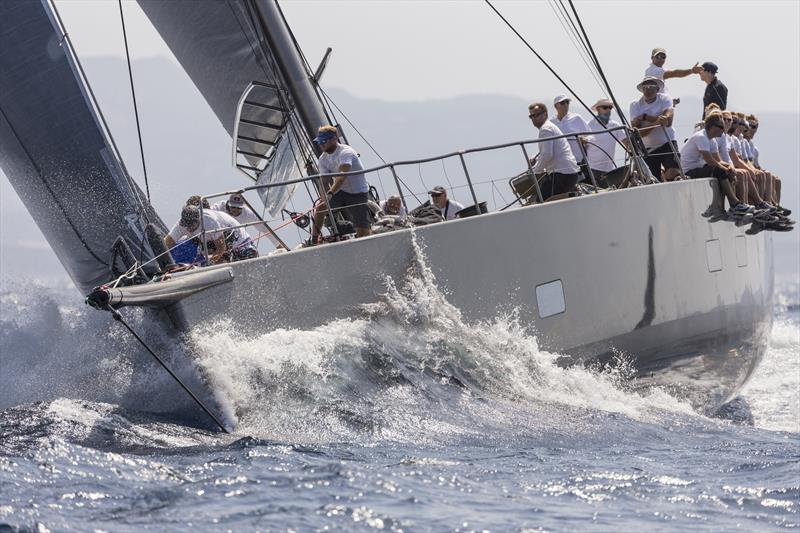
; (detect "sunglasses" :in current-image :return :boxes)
[529,111,546,118]
[431,192,444,198]
[655,54,666,59]
[749,124,758,129]
[556,101,570,105]
[596,106,612,110]
[710,123,724,129]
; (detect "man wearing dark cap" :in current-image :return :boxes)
[428,186,464,220]
[700,62,727,117]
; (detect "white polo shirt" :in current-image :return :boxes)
[586,118,625,172]
[551,112,589,162]
[532,120,580,175]
[680,129,714,171]
[629,93,676,150]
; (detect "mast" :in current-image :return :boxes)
[253,0,328,154]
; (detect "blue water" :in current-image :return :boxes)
[1,274,798,531]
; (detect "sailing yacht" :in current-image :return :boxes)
[0,0,774,428]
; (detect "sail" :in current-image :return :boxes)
[137,0,317,217]
[0,0,165,295]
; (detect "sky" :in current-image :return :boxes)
[53,0,800,114]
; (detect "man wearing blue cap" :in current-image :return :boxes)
[700,62,727,118]
[310,125,372,242]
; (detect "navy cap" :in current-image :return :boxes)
[702,62,718,74]
[313,130,337,145]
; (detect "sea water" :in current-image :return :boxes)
[1,261,798,531]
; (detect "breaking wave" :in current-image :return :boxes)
[1,240,796,445]
[189,238,697,443]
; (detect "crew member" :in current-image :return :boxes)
[309,125,372,242]
[528,102,580,200]
[428,186,464,220]
[629,76,680,182]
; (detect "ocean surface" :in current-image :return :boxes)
[1,266,798,532]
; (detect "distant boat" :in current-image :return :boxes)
[0,0,773,429]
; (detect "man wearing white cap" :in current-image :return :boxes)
[585,99,627,186]
[644,48,702,103]
[212,193,281,248]
[629,76,681,182]
[551,94,590,180]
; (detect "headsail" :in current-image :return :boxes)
[137,0,327,217]
[0,0,165,295]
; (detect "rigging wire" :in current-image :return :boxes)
[484,0,631,156]
[554,0,595,69]
[566,0,630,127]
[274,2,423,204]
[48,1,150,222]
[483,0,598,123]
[99,304,228,433]
[117,0,151,202]
[547,0,606,96]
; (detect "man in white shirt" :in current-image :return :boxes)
[212,193,281,248]
[629,76,681,182]
[744,114,785,211]
[528,102,580,200]
[585,98,627,187]
[680,115,752,217]
[165,205,257,263]
[644,47,702,104]
[428,186,464,220]
[551,94,590,181]
[310,125,372,242]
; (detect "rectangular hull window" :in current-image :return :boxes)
[705,239,723,272]
[536,280,565,318]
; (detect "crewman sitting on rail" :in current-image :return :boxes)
[528,102,581,200]
[429,186,464,220]
[165,205,257,264]
[212,193,281,249]
[680,114,753,218]
[744,114,788,215]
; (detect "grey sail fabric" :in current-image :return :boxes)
[138,0,308,217]
[0,0,165,295]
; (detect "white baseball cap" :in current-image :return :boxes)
[553,94,570,105]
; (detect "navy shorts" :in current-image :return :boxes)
[644,141,680,178]
[330,191,370,229]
